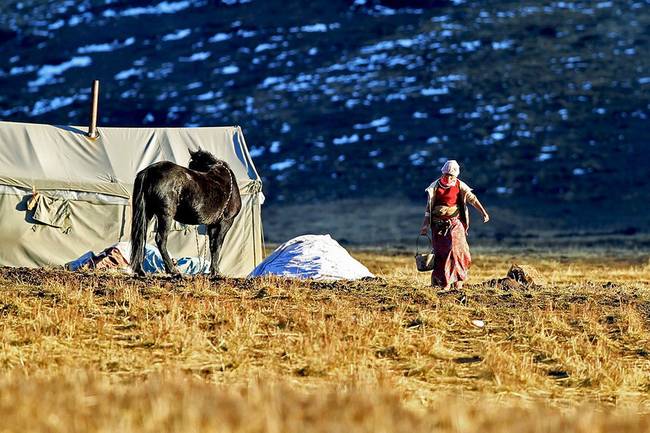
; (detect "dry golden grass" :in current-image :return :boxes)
[1,247,650,432]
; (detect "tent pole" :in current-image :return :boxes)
[87,79,99,139]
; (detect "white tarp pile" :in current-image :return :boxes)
[249,234,374,281]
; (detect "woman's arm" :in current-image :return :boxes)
[472,198,490,223]
[420,206,430,234]
[460,184,490,223]
[420,184,436,234]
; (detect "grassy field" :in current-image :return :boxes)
[1,247,650,432]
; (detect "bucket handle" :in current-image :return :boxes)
[416,234,432,254]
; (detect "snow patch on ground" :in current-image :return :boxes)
[29,57,92,87]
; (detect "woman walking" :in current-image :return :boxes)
[419,160,490,289]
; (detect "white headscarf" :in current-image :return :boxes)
[441,160,460,176]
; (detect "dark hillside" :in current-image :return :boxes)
[0,0,648,207]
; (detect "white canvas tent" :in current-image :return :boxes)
[0,120,264,276]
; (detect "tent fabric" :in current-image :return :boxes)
[249,234,374,281]
[0,121,264,277]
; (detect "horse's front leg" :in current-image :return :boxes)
[156,215,180,276]
[207,223,222,277]
[207,218,234,277]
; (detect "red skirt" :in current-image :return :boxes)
[430,217,471,287]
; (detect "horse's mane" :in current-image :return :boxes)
[188,149,221,172]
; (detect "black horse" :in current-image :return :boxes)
[130,149,241,276]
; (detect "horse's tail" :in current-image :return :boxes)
[130,169,148,274]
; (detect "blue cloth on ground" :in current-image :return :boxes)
[143,244,211,274]
[67,242,211,275]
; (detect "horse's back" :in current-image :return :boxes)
[139,160,185,175]
[134,158,241,226]
[137,161,190,187]
[135,161,190,207]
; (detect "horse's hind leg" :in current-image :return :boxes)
[207,218,235,277]
[155,215,180,275]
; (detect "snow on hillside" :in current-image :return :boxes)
[0,0,648,202]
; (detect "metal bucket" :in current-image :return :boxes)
[415,235,435,272]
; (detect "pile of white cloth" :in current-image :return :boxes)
[249,234,374,281]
